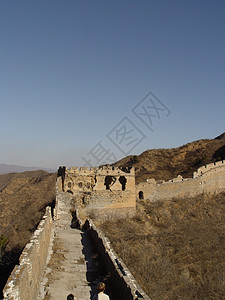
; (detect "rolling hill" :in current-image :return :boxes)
[0,132,224,297]
[0,170,56,297]
[113,132,225,184]
[0,163,55,175]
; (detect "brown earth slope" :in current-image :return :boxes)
[0,170,50,192]
[113,132,225,184]
[0,133,224,296]
[100,192,225,299]
[0,171,56,296]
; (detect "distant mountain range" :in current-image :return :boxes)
[0,163,56,175]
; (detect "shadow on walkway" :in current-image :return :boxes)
[80,230,113,300]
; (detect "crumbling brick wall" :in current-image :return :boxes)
[58,166,136,219]
[3,207,53,300]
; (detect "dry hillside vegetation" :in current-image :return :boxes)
[0,171,56,297]
[113,133,225,184]
[99,193,225,299]
[0,170,51,192]
[0,133,224,297]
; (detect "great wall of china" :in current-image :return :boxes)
[136,160,225,202]
[3,160,225,299]
[59,165,136,220]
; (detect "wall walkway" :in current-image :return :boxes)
[3,191,149,299]
[38,192,106,300]
[38,191,148,299]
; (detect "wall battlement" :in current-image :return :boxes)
[193,160,224,178]
[65,166,135,176]
[59,161,225,216]
[137,160,225,201]
[142,160,225,186]
[57,165,136,220]
[3,160,224,299]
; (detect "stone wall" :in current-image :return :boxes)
[193,160,225,177]
[83,218,150,299]
[57,176,63,192]
[136,160,225,202]
[58,166,136,219]
[3,207,53,300]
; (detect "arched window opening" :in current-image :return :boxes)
[82,197,85,205]
[104,176,116,190]
[67,190,73,194]
[68,182,72,188]
[139,191,144,199]
[119,176,127,191]
[78,182,83,188]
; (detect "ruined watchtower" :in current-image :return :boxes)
[57,166,136,219]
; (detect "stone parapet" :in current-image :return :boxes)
[193,160,224,178]
[3,207,53,300]
[65,166,135,176]
[84,219,150,299]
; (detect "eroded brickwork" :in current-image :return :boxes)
[58,166,136,219]
[3,207,53,300]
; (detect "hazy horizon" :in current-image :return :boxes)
[1,130,224,170]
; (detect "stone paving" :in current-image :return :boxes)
[38,192,102,300]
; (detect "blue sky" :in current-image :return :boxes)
[0,0,224,169]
